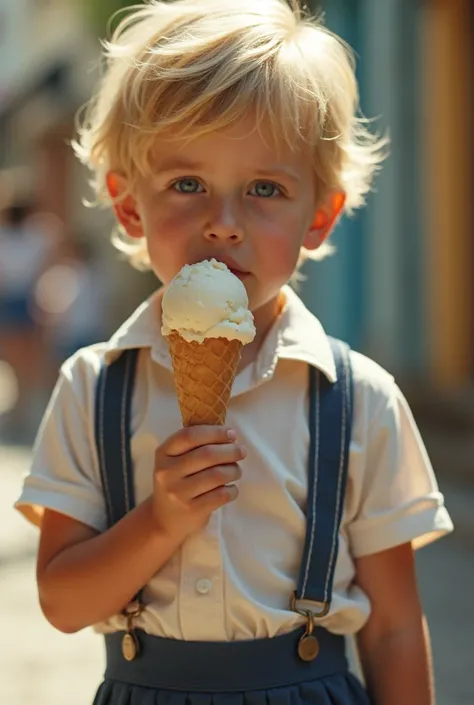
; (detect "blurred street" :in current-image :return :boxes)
[1,442,473,705]
[1,445,103,705]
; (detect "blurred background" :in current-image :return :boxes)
[0,1,473,703]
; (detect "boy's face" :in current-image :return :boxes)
[109,116,340,324]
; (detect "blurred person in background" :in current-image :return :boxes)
[34,237,110,380]
[0,191,62,442]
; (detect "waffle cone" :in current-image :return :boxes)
[167,332,242,426]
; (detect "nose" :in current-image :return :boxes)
[203,197,244,244]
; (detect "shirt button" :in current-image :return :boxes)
[196,578,212,595]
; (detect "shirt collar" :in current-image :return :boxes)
[106,290,166,363]
[105,285,337,384]
[273,286,337,382]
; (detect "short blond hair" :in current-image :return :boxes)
[74,0,387,269]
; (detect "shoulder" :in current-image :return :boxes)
[348,349,395,398]
[56,343,117,415]
[58,343,151,414]
[60,343,109,386]
[344,347,406,434]
[345,347,428,474]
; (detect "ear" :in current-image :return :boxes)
[106,172,144,239]
[303,192,346,251]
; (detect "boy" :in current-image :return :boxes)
[16,2,452,704]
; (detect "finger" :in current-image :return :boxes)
[193,484,239,513]
[161,426,238,457]
[181,463,243,500]
[173,443,246,479]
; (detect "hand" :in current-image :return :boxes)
[152,426,246,541]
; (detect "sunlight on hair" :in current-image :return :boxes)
[73,0,388,270]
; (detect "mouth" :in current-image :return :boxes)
[228,268,250,280]
[197,256,250,278]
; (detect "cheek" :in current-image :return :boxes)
[138,201,196,282]
[140,199,201,248]
[252,214,306,272]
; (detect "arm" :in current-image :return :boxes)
[37,500,178,633]
[38,425,245,633]
[355,543,434,705]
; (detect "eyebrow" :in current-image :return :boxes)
[155,158,206,173]
[154,159,301,184]
[254,168,301,184]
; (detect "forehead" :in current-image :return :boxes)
[148,116,312,173]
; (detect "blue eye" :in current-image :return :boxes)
[173,178,204,194]
[250,182,281,198]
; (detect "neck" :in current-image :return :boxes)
[238,291,285,371]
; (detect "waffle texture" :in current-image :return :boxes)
[167,332,242,426]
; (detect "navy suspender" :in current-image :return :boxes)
[95,349,139,528]
[293,338,353,616]
[95,338,353,620]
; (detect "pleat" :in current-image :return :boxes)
[188,693,214,705]
[92,681,130,705]
[92,680,112,705]
[113,681,135,705]
[264,683,296,705]
[313,672,372,705]
[343,672,373,705]
[131,685,156,705]
[212,692,244,705]
[242,689,268,705]
[154,688,181,705]
[92,673,370,705]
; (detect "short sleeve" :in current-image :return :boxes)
[15,351,107,532]
[347,377,453,558]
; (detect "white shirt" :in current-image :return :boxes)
[15,286,453,639]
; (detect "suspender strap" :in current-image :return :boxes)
[293,338,353,615]
[95,350,139,528]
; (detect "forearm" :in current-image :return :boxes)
[357,615,434,705]
[39,499,183,633]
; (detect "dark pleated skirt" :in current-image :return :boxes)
[93,627,371,705]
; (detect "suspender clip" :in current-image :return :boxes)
[290,591,330,619]
[121,600,144,662]
[298,611,320,662]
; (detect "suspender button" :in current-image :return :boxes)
[298,612,320,662]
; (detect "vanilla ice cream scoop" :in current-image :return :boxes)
[161,259,256,344]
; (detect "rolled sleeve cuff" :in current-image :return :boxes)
[349,500,454,558]
[15,478,106,533]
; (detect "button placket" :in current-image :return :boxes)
[196,578,212,595]
[179,516,225,640]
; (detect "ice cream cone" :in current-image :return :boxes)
[167,331,242,426]
[162,260,255,425]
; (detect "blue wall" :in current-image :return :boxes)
[301,0,367,351]
[396,0,425,374]
[301,0,425,374]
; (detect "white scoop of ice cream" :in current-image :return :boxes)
[161,259,256,344]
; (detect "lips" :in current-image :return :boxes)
[217,257,248,274]
[229,269,249,281]
[196,255,249,276]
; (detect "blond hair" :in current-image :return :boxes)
[74,0,387,269]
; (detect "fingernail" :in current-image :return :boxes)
[227,430,237,441]
[239,446,247,458]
